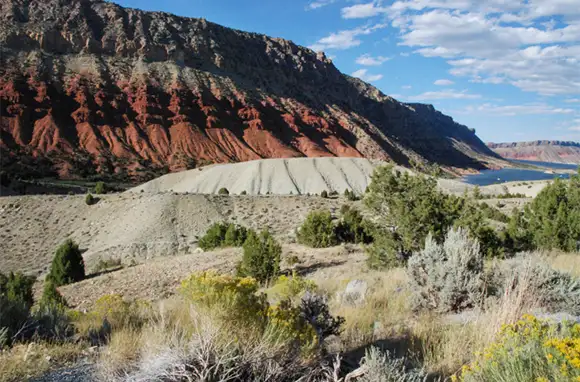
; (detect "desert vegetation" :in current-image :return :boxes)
[1,165,580,381]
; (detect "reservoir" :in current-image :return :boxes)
[463,160,577,186]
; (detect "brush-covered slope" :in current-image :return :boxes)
[488,141,580,164]
[0,0,501,180]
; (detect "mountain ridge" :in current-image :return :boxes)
[0,0,502,181]
[488,141,580,164]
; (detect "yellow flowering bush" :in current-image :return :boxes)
[180,271,268,324]
[267,272,317,302]
[265,299,318,351]
[454,315,580,382]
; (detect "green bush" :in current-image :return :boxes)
[524,176,580,252]
[336,205,374,244]
[224,223,248,247]
[365,166,461,266]
[198,223,228,250]
[40,281,68,309]
[364,165,512,268]
[296,210,338,248]
[238,230,281,284]
[85,193,96,205]
[94,181,106,195]
[0,272,36,347]
[343,189,359,201]
[198,222,251,250]
[47,239,85,286]
[320,190,328,198]
[240,190,247,195]
[218,187,229,195]
[0,272,35,306]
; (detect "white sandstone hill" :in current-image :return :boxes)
[130,157,382,195]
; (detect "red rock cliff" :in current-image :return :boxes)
[0,0,501,180]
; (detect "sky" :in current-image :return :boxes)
[115,0,580,143]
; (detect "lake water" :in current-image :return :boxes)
[463,160,577,186]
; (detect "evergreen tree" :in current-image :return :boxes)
[47,239,85,286]
[238,230,281,284]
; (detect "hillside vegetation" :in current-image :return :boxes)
[1,165,579,381]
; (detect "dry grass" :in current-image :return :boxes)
[0,342,84,382]
[546,251,580,277]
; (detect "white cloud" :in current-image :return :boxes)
[406,89,481,101]
[565,99,580,103]
[356,53,391,66]
[458,103,576,116]
[341,3,389,19]
[305,0,337,10]
[383,1,580,96]
[352,68,384,82]
[402,85,412,89]
[434,79,455,86]
[309,24,386,51]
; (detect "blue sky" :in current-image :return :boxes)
[115,0,580,143]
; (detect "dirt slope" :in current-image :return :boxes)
[131,157,379,195]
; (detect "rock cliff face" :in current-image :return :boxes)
[488,141,580,165]
[0,0,501,180]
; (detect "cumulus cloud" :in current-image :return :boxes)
[341,3,389,19]
[305,0,338,10]
[352,68,384,82]
[380,0,580,95]
[309,24,386,51]
[406,89,481,101]
[356,53,391,65]
[434,79,455,86]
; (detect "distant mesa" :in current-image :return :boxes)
[487,141,580,165]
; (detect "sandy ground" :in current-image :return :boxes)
[0,193,352,275]
[58,244,366,310]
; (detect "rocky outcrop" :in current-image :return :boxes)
[0,0,501,180]
[488,141,580,164]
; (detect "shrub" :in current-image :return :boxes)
[238,230,281,284]
[365,165,462,266]
[366,231,409,269]
[297,210,338,248]
[40,281,67,309]
[320,190,328,198]
[501,254,580,315]
[0,272,35,306]
[0,272,35,347]
[456,315,580,382]
[408,228,489,313]
[180,271,268,324]
[336,205,374,244]
[268,272,317,302]
[94,181,106,195]
[198,223,252,250]
[47,239,85,286]
[524,176,580,252]
[218,187,229,195]
[85,193,96,205]
[240,190,247,195]
[198,222,228,250]
[299,292,344,342]
[224,223,248,247]
[360,347,428,382]
[343,189,359,201]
